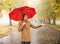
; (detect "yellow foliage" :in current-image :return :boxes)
[0,10,2,18]
[50,0,60,19]
[50,0,56,7]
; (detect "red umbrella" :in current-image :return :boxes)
[9,6,36,21]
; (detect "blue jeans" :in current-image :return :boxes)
[21,42,31,44]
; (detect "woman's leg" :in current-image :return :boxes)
[21,42,31,44]
[26,42,31,44]
[21,42,25,44]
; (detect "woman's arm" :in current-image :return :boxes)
[30,22,42,29]
[18,21,25,32]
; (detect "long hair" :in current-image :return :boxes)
[22,14,26,21]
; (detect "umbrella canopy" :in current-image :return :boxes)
[9,6,36,21]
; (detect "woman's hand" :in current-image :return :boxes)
[40,24,45,26]
[23,22,26,25]
[41,23,46,26]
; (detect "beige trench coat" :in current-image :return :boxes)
[18,21,41,42]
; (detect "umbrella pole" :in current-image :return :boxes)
[9,19,12,26]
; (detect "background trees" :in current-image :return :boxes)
[0,0,26,26]
[37,0,60,25]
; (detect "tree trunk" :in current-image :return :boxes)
[44,18,46,23]
[48,18,51,24]
[47,16,51,24]
[53,17,56,25]
[9,8,12,26]
[51,12,56,25]
[9,19,12,26]
[52,12,56,25]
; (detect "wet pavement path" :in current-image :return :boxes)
[0,24,60,44]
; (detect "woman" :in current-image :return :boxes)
[18,14,43,44]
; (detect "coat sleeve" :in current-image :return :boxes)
[18,21,25,32]
[30,22,42,29]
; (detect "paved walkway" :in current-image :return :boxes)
[0,24,60,44]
